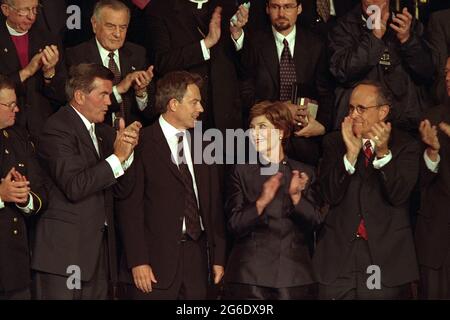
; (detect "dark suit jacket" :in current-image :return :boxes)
[238,27,335,166]
[224,159,322,288]
[0,22,67,142]
[0,126,48,292]
[426,9,450,105]
[329,5,434,132]
[145,0,242,131]
[35,0,68,42]
[299,0,359,38]
[66,38,155,126]
[314,129,420,287]
[415,104,450,269]
[32,105,134,282]
[116,121,226,288]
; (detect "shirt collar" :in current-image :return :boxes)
[71,105,94,132]
[272,25,296,49]
[95,38,119,63]
[159,115,185,142]
[6,21,28,36]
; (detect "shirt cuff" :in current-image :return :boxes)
[113,86,123,103]
[232,31,245,51]
[343,155,356,175]
[424,150,440,173]
[106,154,125,178]
[0,197,4,209]
[16,194,35,214]
[122,152,134,171]
[200,39,211,61]
[373,151,392,169]
[135,94,148,111]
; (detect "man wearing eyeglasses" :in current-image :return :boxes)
[0,74,48,300]
[314,80,420,299]
[232,0,334,166]
[0,0,66,143]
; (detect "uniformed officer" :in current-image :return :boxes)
[0,74,48,300]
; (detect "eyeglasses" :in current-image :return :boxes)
[8,3,42,17]
[0,101,18,111]
[268,3,299,11]
[348,104,383,115]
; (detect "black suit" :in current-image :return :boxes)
[223,159,321,299]
[314,129,420,299]
[238,27,334,166]
[145,0,242,131]
[32,105,134,299]
[117,121,226,299]
[426,9,450,105]
[0,22,67,142]
[415,104,450,299]
[0,126,48,298]
[299,0,359,39]
[66,38,155,126]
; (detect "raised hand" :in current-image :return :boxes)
[20,52,43,82]
[0,168,30,204]
[114,120,142,163]
[368,122,391,157]
[289,170,309,205]
[230,4,249,40]
[256,172,282,215]
[133,66,154,95]
[341,117,362,164]
[41,45,59,77]
[439,122,450,138]
[205,7,222,49]
[390,8,412,44]
[419,120,440,161]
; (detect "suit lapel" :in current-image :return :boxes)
[260,30,279,92]
[88,38,104,66]
[0,23,21,73]
[119,44,133,77]
[293,29,309,85]
[65,106,101,160]
[152,123,184,185]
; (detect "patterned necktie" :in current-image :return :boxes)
[177,133,202,240]
[317,0,331,22]
[108,51,127,123]
[356,140,372,241]
[279,39,297,102]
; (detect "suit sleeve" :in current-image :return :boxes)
[376,138,421,206]
[209,164,226,267]
[290,169,323,226]
[328,22,386,85]
[148,15,206,74]
[319,133,353,205]
[116,153,149,269]
[225,165,268,238]
[38,125,117,203]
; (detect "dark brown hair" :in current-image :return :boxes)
[155,71,203,114]
[65,63,114,100]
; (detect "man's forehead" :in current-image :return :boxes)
[13,0,39,7]
[351,85,377,103]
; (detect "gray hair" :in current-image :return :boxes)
[92,0,130,22]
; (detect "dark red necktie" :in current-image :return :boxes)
[132,0,150,9]
[357,141,372,240]
[279,39,297,102]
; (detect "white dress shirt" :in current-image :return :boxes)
[272,25,297,61]
[423,150,440,173]
[344,138,393,174]
[159,115,204,232]
[71,106,133,178]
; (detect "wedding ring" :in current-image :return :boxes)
[374,135,380,141]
